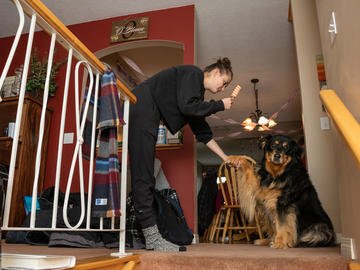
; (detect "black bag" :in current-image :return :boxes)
[197,169,218,235]
[154,189,193,246]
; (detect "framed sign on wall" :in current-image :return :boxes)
[110,17,149,43]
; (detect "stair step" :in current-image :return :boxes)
[71,254,140,270]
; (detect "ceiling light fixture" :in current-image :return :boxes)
[241,78,277,131]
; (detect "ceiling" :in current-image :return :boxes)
[0,0,302,163]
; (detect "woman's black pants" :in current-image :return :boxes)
[128,84,160,229]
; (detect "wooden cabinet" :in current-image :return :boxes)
[0,94,52,227]
[117,127,183,152]
[117,144,183,152]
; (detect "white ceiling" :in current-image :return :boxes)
[0,0,302,153]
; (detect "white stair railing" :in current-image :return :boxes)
[0,0,136,257]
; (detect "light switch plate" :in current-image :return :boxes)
[320,116,330,130]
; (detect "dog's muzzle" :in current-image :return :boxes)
[272,152,282,164]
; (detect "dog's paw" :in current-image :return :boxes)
[226,155,248,168]
[226,156,241,168]
[254,239,271,246]
[271,235,290,249]
[271,238,295,249]
[271,240,288,249]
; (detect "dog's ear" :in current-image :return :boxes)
[258,135,272,149]
[289,140,303,161]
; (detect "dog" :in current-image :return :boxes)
[227,135,336,249]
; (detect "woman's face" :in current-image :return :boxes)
[204,68,232,94]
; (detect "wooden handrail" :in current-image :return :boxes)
[22,0,136,103]
[320,89,360,169]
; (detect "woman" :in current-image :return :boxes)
[129,57,236,251]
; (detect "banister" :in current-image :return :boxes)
[22,0,136,104]
[2,0,132,255]
[319,89,360,169]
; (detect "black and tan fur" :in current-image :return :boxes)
[227,135,336,249]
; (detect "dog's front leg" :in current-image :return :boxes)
[254,207,274,246]
[271,209,297,249]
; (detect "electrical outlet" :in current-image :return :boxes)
[63,132,74,144]
[341,237,357,260]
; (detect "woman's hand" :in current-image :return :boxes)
[222,97,233,110]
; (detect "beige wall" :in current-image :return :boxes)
[315,0,360,258]
[291,0,341,234]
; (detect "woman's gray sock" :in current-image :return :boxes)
[142,225,186,252]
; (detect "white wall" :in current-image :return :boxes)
[291,0,341,233]
[315,0,360,258]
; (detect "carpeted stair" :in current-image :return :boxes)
[134,243,349,270]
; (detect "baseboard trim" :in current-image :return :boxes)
[192,234,199,244]
[73,254,140,270]
[341,236,357,260]
[336,233,342,245]
[349,262,360,270]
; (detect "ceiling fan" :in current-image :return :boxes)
[241,78,277,132]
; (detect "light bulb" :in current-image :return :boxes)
[258,116,269,125]
[243,118,252,125]
[244,125,255,131]
[268,119,277,127]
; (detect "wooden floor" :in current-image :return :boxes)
[2,240,128,259]
[1,241,140,269]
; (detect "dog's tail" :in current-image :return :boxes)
[297,223,336,247]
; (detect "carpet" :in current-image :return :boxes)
[1,241,349,270]
[134,243,349,270]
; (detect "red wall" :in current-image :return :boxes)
[0,5,196,230]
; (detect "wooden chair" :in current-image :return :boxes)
[209,161,263,244]
[203,210,218,242]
